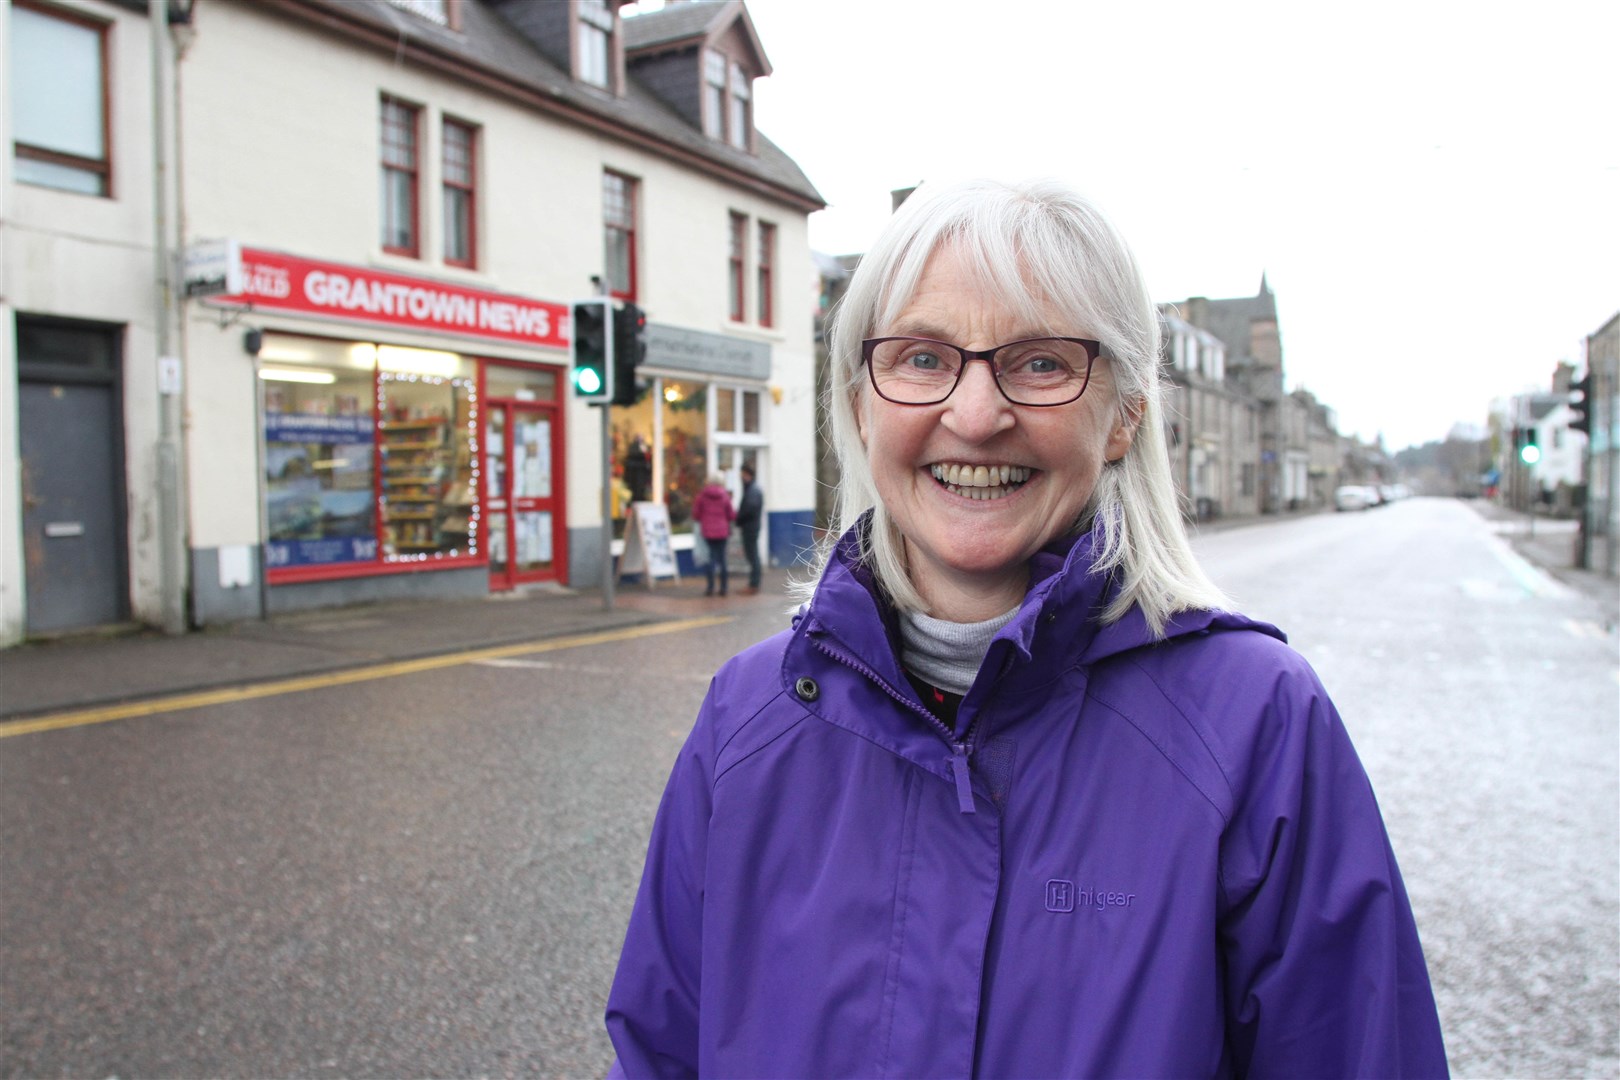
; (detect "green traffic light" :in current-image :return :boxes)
[1519,444,1541,465]
[575,367,603,395]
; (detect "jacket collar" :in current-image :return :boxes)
[801,514,1284,683]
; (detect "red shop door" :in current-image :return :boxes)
[486,401,566,589]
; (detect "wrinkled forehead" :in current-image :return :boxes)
[870,229,1086,341]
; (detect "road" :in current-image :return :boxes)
[2,498,1615,1077]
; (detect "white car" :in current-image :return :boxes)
[1335,485,1376,512]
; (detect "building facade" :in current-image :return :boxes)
[1162,277,1355,520]
[3,0,823,643]
[1582,311,1618,576]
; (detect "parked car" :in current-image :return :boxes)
[1335,485,1376,511]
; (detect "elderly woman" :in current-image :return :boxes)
[606,179,1447,1077]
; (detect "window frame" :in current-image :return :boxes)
[728,212,748,323]
[756,221,776,328]
[441,116,478,269]
[603,170,639,302]
[576,0,614,90]
[703,50,727,140]
[10,0,113,197]
[728,61,752,152]
[380,96,422,258]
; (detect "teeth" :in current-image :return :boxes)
[929,463,1031,498]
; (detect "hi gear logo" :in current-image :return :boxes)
[1046,879,1137,913]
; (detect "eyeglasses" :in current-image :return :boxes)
[862,336,1100,407]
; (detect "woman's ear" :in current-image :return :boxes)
[1106,396,1145,462]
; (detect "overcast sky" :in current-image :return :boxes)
[629,0,1620,451]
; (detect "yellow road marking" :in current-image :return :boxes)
[0,616,731,740]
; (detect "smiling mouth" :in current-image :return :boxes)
[929,463,1032,501]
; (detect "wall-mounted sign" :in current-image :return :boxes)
[214,248,569,350]
[646,322,771,380]
[182,238,243,298]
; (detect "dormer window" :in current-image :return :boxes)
[728,62,751,151]
[578,0,615,89]
[700,50,753,150]
[625,3,770,153]
[703,50,726,140]
[384,0,453,28]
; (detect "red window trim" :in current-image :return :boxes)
[380,95,421,258]
[442,116,477,269]
[757,221,775,328]
[604,170,638,301]
[12,0,113,197]
[728,212,747,322]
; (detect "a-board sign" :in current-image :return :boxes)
[620,501,679,585]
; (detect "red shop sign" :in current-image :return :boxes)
[216,247,569,350]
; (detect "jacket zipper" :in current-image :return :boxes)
[809,637,980,814]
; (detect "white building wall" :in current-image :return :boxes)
[1,0,168,644]
[172,0,815,606]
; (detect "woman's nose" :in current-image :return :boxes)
[941,359,1014,442]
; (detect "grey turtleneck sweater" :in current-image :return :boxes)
[899,606,1020,697]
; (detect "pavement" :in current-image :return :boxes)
[0,565,800,723]
[1462,497,1620,632]
[3,497,1614,724]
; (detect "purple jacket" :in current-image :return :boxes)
[606,523,1447,1078]
[691,485,736,541]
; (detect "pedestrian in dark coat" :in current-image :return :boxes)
[690,473,734,597]
[606,179,1448,1078]
[733,465,764,593]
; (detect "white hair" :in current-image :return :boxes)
[807,178,1229,636]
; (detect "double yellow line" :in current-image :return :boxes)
[0,615,731,740]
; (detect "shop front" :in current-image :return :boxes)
[605,323,770,573]
[206,248,570,617]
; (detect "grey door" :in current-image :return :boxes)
[20,373,128,635]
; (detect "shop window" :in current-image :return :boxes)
[715,386,762,435]
[728,212,747,322]
[259,335,480,575]
[604,170,637,301]
[380,97,420,257]
[10,1,110,196]
[757,222,776,328]
[375,350,479,561]
[261,339,381,571]
[442,117,477,268]
[659,379,707,532]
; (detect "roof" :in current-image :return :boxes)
[1166,287,1278,366]
[276,0,821,211]
[624,2,771,74]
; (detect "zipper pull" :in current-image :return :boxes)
[950,743,976,814]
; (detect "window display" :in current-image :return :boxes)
[609,376,766,541]
[263,364,378,569]
[259,333,481,577]
[377,368,479,560]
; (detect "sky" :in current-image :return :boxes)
[628,0,1620,451]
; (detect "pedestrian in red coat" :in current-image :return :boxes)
[690,473,735,596]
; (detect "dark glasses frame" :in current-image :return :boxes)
[861,336,1102,407]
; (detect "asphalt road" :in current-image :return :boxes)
[2,498,1615,1077]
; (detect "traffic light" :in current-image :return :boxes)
[1570,371,1592,436]
[1518,426,1541,466]
[571,299,610,401]
[611,302,647,406]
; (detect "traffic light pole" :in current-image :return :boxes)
[598,286,616,612]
